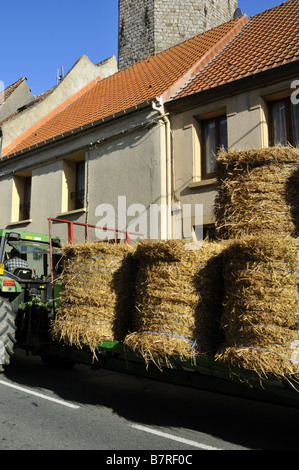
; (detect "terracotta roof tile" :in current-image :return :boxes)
[3,16,246,157]
[174,0,299,99]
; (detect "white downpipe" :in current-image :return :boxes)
[152,99,172,240]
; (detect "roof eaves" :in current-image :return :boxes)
[2,99,153,161]
[166,59,299,111]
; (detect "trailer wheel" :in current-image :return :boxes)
[0,297,16,371]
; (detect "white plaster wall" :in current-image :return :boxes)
[2,55,118,149]
[0,178,13,226]
[170,78,293,230]
[0,107,164,242]
[87,123,163,241]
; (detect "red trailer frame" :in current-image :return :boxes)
[48,217,144,291]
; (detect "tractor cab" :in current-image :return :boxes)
[0,229,62,307]
[0,229,63,360]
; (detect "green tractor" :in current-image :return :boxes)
[0,219,140,371]
[0,229,62,371]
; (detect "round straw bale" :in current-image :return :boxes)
[216,234,299,379]
[52,241,137,355]
[125,239,227,368]
[214,146,299,239]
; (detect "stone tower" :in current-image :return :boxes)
[118,0,238,69]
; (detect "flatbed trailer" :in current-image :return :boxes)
[0,222,298,409]
[18,336,299,409]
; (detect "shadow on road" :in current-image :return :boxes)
[3,348,299,450]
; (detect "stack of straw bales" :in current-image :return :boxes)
[216,235,299,378]
[214,147,299,239]
[52,241,137,355]
[124,239,226,368]
[52,146,299,380]
[214,146,299,379]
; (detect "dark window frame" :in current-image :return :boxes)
[203,224,216,241]
[19,176,31,220]
[71,161,85,210]
[269,97,298,147]
[201,115,227,179]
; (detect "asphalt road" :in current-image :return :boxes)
[0,348,298,453]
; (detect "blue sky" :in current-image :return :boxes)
[0,0,284,96]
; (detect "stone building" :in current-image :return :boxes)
[118,0,238,69]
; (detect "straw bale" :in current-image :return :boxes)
[216,234,299,379]
[214,146,299,239]
[52,241,137,354]
[125,239,226,368]
[193,240,230,354]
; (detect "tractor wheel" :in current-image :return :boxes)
[0,297,16,371]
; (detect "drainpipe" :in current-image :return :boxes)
[0,129,2,159]
[152,98,172,240]
[84,150,90,227]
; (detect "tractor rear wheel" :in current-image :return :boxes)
[0,297,16,371]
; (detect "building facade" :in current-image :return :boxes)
[166,0,299,239]
[0,1,298,244]
[0,13,245,242]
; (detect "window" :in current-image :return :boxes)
[62,156,86,213]
[192,224,216,241]
[71,161,85,210]
[269,98,299,147]
[202,115,227,178]
[12,173,32,222]
[20,176,31,220]
[203,225,216,241]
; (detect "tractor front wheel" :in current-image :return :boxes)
[0,297,16,372]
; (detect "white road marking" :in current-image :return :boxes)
[131,424,222,450]
[0,379,80,409]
